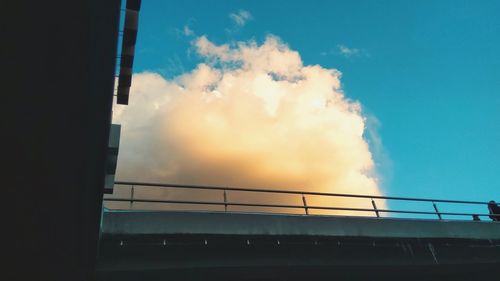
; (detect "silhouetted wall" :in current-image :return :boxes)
[5,1,120,280]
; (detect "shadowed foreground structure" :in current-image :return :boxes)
[6,0,122,279]
[97,210,500,281]
[6,0,141,279]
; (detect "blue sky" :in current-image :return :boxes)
[128,0,500,207]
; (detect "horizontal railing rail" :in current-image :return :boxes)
[114,181,491,205]
[103,181,500,221]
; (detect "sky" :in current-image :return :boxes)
[113,0,500,215]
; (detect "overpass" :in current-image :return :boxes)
[97,182,500,280]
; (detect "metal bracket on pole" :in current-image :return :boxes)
[302,194,309,215]
[371,198,380,218]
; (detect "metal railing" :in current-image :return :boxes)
[103,181,500,221]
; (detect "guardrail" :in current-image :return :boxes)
[103,181,500,221]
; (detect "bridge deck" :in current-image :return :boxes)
[97,210,500,280]
[101,209,500,240]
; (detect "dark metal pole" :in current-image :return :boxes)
[433,202,442,220]
[223,190,228,212]
[371,198,380,218]
[130,185,134,208]
[302,194,309,215]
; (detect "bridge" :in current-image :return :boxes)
[97,181,500,280]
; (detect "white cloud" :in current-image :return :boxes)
[338,45,360,56]
[365,115,393,191]
[112,35,385,215]
[337,44,368,58]
[194,35,233,61]
[229,9,252,27]
[183,25,194,36]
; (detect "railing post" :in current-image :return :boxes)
[302,193,309,215]
[223,190,228,212]
[130,185,134,209]
[432,201,442,220]
[371,198,380,218]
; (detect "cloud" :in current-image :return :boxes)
[320,45,369,58]
[229,9,252,27]
[337,44,368,58]
[183,25,194,36]
[365,115,393,191]
[194,35,233,61]
[171,20,196,39]
[338,45,360,57]
[111,35,385,215]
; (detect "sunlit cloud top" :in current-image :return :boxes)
[113,35,384,211]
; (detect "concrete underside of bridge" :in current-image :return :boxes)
[97,210,500,281]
